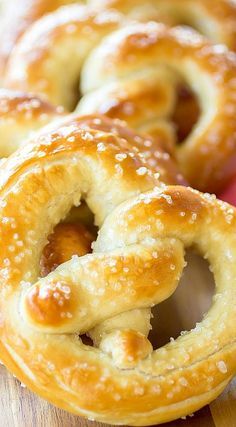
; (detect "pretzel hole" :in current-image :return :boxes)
[171,83,200,143]
[40,201,98,277]
[149,249,214,349]
[80,334,93,347]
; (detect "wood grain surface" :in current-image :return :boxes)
[0,252,235,427]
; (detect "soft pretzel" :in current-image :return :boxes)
[1,0,236,79]
[2,0,186,149]
[4,5,126,109]
[0,115,235,425]
[79,22,236,193]
[0,89,184,295]
[5,6,236,193]
[0,88,185,300]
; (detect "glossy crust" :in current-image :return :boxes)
[4,5,125,109]
[0,0,79,76]
[91,0,236,50]
[5,6,236,192]
[0,116,235,425]
[0,89,64,157]
[1,0,236,79]
[80,23,236,193]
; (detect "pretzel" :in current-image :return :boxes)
[0,115,235,425]
[2,0,189,148]
[1,0,236,79]
[4,5,236,193]
[0,89,184,285]
[79,22,236,193]
[0,95,185,285]
[0,88,184,293]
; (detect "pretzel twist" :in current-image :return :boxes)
[4,5,236,193]
[0,116,235,425]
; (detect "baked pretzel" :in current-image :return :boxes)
[0,89,184,280]
[79,22,236,193]
[0,115,235,425]
[1,0,236,79]
[4,5,236,193]
[1,0,193,147]
[0,93,185,284]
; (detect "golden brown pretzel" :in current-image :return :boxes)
[79,22,236,193]
[4,5,236,193]
[0,88,184,297]
[1,1,183,147]
[0,89,184,290]
[0,115,235,424]
[1,0,236,79]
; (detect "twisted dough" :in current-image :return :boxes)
[0,115,235,425]
[4,5,236,193]
[0,88,184,285]
[1,0,236,78]
[0,88,184,295]
[79,22,236,193]
[4,6,126,109]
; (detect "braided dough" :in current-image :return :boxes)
[0,116,235,425]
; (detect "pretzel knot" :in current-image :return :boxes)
[0,116,235,425]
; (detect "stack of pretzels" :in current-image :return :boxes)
[0,1,235,425]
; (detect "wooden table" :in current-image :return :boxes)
[0,252,235,427]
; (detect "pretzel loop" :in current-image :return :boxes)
[5,5,236,192]
[80,22,236,192]
[0,117,235,425]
